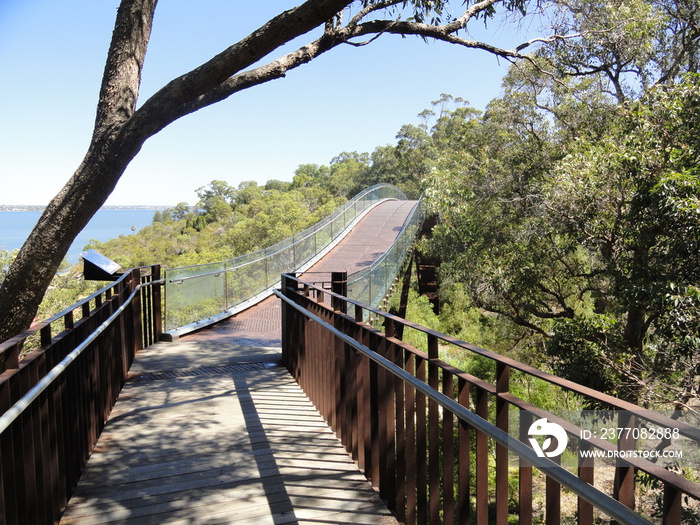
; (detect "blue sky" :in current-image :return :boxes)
[0,1,532,206]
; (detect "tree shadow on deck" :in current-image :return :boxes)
[59,366,396,524]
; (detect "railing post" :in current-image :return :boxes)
[405,352,417,525]
[280,273,298,368]
[427,334,440,524]
[613,411,636,522]
[391,340,406,523]
[546,455,562,525]
[519,410,534,525]
[152,265,162,342]
[130,269,143,353]
[457,377,470,525]
[475,385,488,524]
[442,368,455,525]
[331,272,347,314]
[415,353,427,525]
[663,483,682,525]
[578,439,594,525]
[496,362,510,525]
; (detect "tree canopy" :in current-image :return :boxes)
[417,0,700,405]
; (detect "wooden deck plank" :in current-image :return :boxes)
[60,349,397,524]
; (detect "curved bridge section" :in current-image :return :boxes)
[183,197,421,347]
[163,184,419,338]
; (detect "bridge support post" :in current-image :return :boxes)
[280,273,298,367]
[330,272,347,313]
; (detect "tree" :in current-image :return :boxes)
[538,0,700,102]
[0,0,551,341]
[171,202,191,221]
[425,74,700,405]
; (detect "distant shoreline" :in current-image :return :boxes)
[0,205,173,212]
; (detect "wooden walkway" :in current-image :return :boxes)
[59,342,397,524]
[59,200,416,524]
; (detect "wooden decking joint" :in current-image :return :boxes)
[126,361,281,382]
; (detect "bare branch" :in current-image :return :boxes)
[515,32,583,53]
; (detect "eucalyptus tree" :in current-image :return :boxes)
[425,69,700,404]
[0,0,556,342]
[537,0,700,102]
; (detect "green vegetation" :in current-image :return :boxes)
[421,82,699,407]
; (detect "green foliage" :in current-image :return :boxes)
[423,74,700,405]
[0,250,17,287]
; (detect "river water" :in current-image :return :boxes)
[0,209,157,264]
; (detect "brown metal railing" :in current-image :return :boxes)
[0,265,162,525]
[276,273,700,525]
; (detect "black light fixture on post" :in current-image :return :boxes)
[81,249,123,281]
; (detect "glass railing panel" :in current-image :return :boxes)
[226,260,268,309]
[164,262,226,331]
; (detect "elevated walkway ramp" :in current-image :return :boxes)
[182,199,418,347]
[59,199,417,524]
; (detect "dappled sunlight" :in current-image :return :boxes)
[60,350,395,524]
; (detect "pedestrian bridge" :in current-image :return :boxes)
[0,185,698,524]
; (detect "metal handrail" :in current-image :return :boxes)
[274,287,653,525]
[286,274,700,443]
[0,283,142,435]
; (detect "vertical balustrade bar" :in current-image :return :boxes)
[348,312,360,464]
[349,332,359,462]
[475,386,489,524]
[381,331,397,509]
[369,334,381,488]
[546,456,562,525]
[334,319,345,443]
[19,365,38,524]
[405,352,417,525]
[1,377,17,523]
[442,368,455,525]
[416,354,427,525]
[361,327,373,480]
[35,354,53,524]
[495,362,510,525]
[392,341,407,523]
[519,410,534,525]
[458,378,470,525]
[663,483,681,525]
[8,369,28,524]
[578,439,594,525]
[48,352,66,517]
[427,334,440,524]
[613,411,636,519]
[153,265,162,342]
